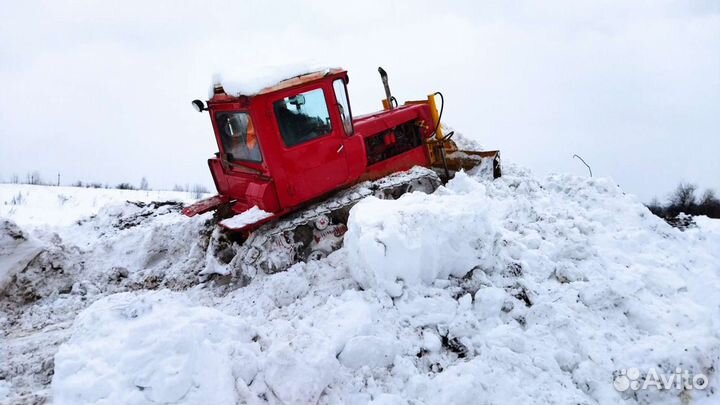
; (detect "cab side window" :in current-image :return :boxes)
[215,112,262,162]
[273,88,332,147]
[333,79,353,135]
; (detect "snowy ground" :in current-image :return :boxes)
[1,167,719,405]
[0,184,201,228]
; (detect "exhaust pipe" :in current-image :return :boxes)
[378,67,394,110]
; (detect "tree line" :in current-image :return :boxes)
[647,183,720,219]
[1,171,209,198]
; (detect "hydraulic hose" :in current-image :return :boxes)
[430,91,444,140]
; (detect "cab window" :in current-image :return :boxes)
[273,88,332,147]
[333,79,353,135]
[215,112,262,162]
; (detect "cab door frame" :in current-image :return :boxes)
[262,80,350,209]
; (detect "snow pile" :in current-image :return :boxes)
[220,205,273,229]
[2,200,211,309]
[52,290,260,405]
[212,63,331,97]
[50,276,383,405]
[4,164,720,404]
[344,168,720,404]
[1,194,215,404]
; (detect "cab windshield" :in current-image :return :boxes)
[215,111,262,163]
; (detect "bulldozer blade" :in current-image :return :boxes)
[445,149,501,179]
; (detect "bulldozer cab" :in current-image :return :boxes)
[202,69,357,212]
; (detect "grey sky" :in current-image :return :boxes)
[1,0,718,202]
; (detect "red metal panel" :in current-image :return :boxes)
[353,104,430,137]
[360,146,430,182]
[342,132,368,181]
[181,194,231,217]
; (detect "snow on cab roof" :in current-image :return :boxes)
[210,64,344,98]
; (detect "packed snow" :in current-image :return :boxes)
[211,63,331,97]
[220,206,273,229]
[51,291,260,405]
[2,165,720,405]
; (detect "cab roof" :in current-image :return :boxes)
[210,67,346,100]
[256,68,345,95]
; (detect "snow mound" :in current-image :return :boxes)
[51,290,260,405]
[2,189,218,403]
[342,167,720,404]
[6,164,720,405]
[51,284,382,405]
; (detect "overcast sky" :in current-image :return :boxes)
[1,0,718,202]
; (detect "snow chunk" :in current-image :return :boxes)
[264,266,311,306]
[473,286,508,319]
[212,63,330,97]
[0,380,10,402]
[220,205,273,229]
[345,172,497,296]
[0,219,44,294]
[264,344,337,405]
[51,290,260,405]
[338,335,399,369]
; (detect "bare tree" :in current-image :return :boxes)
[646,197,664,217]
[700,189,717,204]
[139,177,149,190]
[26,171,42,185]
[190,184,209,199]
[668,183,697,216]
[698,189,720,218]
[116,182,135,190]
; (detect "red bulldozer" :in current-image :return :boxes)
[184,67,500,273]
